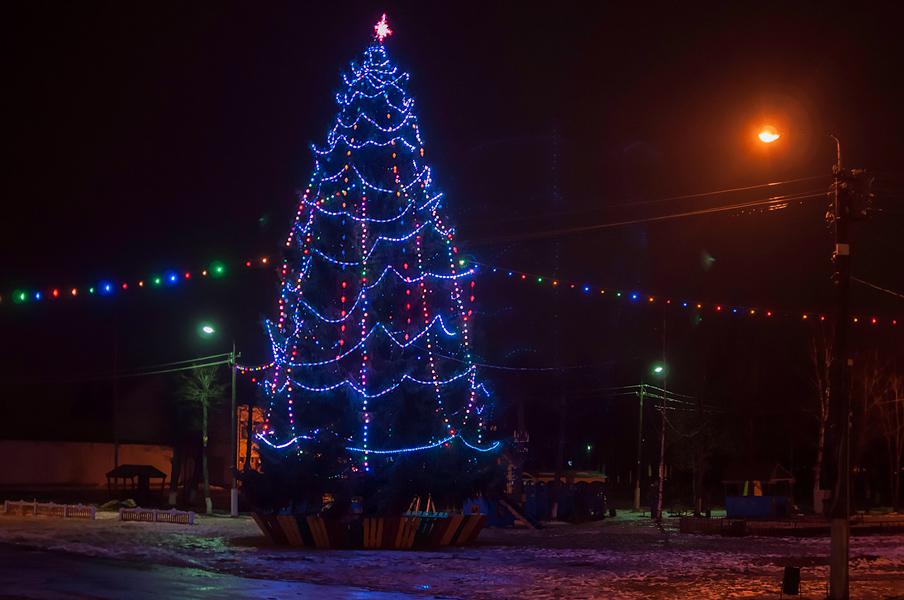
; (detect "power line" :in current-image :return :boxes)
[467,190,826,246]
[852,276,904,301]
[118,352,232,373]
[10,358,231,386]
[604,175,826,210]
[475,175,828,225]
[598,384,694,399]
[115,359,231,379]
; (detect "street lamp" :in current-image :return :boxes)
[198,322,239,518]
[650,363,668,522]
[757,125,781,144]
[756,127,859,600]
[633,362,668,513]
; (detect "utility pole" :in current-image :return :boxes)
[829,135,851,600]
[633,384,645,511]
[548,127,566,522]
[655,395,667,522]
[112,334,119,468]
[230,340,239,518]
[826,137,874,598]
[655,318,668,523]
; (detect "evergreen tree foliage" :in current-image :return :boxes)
[243,28,500,514]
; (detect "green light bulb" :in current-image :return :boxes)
[209,261,226,278]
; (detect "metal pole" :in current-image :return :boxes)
[230,339,238,517]
[829,135,850,599]
[634,384,645,511]
[112,334,119,468]
[655,394,666,522]
[655,318,668,523]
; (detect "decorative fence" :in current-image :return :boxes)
[3,500,96,520]
[119,507,196,525]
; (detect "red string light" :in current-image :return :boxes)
[3,256,901,331]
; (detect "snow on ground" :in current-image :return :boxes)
[1,511,902,599]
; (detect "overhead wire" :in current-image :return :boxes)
[10,358,232,386]
[591,383,694,399]
[605,175,827,209]
[116,352,232,373]
[467,190,826,247]
[473,175,828,225]
[114,359,231,379]
[852,276,904,301]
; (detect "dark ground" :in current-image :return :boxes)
[1,513,902,599]
[0,544,421,600]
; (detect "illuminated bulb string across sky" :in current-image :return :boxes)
[3,252,900,330]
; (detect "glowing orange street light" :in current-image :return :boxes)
[758,125,780,143]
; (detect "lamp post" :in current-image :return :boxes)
[632,363,668,514]
[198,322,239,518]
[757,128,862,599]
[827,134,852,600]
[650,363,667,522]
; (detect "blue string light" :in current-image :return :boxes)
[287,366,476,398]
[294,265,475,324]
[277,314,459,368]
[346,434,500,455]
[232,34,495,465]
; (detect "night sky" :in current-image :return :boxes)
[2,3,903,475]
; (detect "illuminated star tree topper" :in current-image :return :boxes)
[374,13,392,43]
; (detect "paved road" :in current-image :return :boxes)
[0,544,424,600]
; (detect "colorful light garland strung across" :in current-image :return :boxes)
[0,257,271,307]
[2,254,900,329]
[468,260,900,328]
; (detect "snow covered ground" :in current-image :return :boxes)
[0,511,902,599]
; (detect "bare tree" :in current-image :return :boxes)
[872,372,904,511]
[851,353,884,510]
[178,366,227,514]
[809,326,832,513]
[667,406,719,515]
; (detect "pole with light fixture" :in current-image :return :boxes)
[198,322,239,518]
[756,127,874,600]
[632,363,667,514]
[650,362,667,522]
[633,383,645,512]
[827,134,851,600]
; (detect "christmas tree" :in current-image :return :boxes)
[242,16,499,513]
